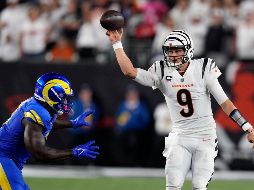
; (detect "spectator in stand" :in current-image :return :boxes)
[114,84,150,166]
[89,0,113,64]
[0,0,26,62]
[39,0,67,50]
[222,0,240,29]
[169,0,190,30]
[70,83,100,129]
[184,0,210,58]
[151,14,175,62]
[235,0,254,60]
[149,102,172,167]
[141,0,169,27]
[68,83,101,165]
[76,1,97,60]
[58,0,80,41]
[154,102,172,138]
[204,9,229,67]
[46,35,77,63]
[20,4,50,63]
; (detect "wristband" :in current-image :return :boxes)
[229,109,249,131]
[113,41,123,50]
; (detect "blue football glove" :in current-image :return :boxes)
[70,109,94,129]
[72,140,100,159]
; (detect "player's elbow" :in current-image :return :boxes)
[25,144,45,160]
[32,150,46,160]
[122,69,136,79]
[123,70,133,78]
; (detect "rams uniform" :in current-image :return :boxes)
[0,97,57,190]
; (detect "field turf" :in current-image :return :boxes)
[25,177,254,190]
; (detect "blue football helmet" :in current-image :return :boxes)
[34,72,74,115]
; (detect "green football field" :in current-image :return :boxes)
[25,177,254,190]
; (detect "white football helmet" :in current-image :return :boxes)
[162,30,194,68]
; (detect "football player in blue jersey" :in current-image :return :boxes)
[0,72,100,190]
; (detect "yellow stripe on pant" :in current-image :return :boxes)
[0,163,12,190]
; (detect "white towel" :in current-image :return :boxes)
[162,132,178,158]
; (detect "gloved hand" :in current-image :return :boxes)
[72,140,99,159]
[70,109,94,128]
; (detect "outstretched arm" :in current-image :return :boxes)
[23,118,99,161]
[207,78,254,134]
[53,119,72,130]
[106,30,159,87]
[107,30,137,79]
[23,118,72,161]
[220,99,253,132]
[53,110,94,130]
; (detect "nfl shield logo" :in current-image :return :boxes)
[181,78,184,82]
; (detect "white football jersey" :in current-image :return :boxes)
[135,58,221,137]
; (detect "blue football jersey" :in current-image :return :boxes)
[0,97,57,170]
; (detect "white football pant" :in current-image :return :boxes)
[165,136,218,190]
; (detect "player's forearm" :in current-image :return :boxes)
[53,119,72,130]
[32,146,73,161]
[220,99,236,116]
[221,99,253,132]
[24,120,74,161]
[25,135,73,161]
[114,47,137,79]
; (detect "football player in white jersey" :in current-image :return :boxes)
[106,29,254,190]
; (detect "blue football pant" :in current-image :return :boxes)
[0,157,29,190]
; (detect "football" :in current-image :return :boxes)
[100,10,125,30]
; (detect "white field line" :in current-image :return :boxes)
[23,166,254,180]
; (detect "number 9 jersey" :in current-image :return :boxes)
[134,58,227,137]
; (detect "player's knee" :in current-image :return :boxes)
[166,174,184,190]
[192,176,208,190]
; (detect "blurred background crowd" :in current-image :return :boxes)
[1,0,254,64]
[1,0,254,170]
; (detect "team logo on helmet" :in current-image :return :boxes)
[34,73,74,115]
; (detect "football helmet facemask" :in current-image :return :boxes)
[162,30,194,68]
[34,72,74,115]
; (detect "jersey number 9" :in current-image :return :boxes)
[177,89,194,117]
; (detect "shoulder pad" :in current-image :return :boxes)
[24,103,51,129]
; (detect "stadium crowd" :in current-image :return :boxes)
[0,0,254,65]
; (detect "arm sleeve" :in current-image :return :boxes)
[133,64,161,89]
[207,78,228,105]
